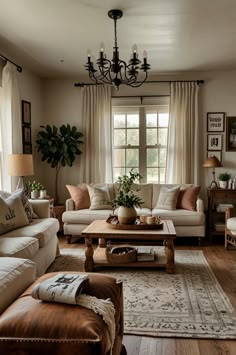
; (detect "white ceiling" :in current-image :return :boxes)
[1,0,236,79]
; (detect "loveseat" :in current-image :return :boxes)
[63,183,205,244]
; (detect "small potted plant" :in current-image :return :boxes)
[27,181,45,199]
[109,169,144,224]
[218,172,231,189]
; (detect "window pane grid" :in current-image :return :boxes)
[112,104,169,183]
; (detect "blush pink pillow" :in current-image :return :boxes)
[176,186,201,211]
[66,184,90,210]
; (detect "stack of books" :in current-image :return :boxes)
[216,203,234,212]
[136,247,155,261]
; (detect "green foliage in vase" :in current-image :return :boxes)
[218,172,231,181]
[109,169,144,208]
[35,124,83,204]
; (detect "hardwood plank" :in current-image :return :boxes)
[175,339,200,355]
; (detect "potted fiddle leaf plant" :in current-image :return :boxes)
[36,124,83,205]
[109,169,144,224]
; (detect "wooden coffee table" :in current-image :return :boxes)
[81,219,176,274]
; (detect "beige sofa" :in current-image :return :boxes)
[63,183,205,244]
[0,199,59,277]
[0,199,59,315]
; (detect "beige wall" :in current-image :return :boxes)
[17,70,236,204]
[17,68,43,189]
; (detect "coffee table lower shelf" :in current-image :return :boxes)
[93,246,167,269]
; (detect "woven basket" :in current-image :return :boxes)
[106,244,137,264]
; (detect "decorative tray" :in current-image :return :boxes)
[106,215,164,230]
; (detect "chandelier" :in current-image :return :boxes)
[84,9,151,90]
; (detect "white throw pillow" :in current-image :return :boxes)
[87,185,111,210]
[131,183,152,209]
[0,196,29,235]
[155,186,180,210]
[0,188,37,221]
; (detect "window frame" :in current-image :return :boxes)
[112,103,169,183]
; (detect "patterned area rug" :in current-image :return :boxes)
[47,248,236,339]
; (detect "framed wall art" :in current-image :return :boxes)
[207,134,223,151]
[207,150,222,162]
[226,116,236,151]
[22,126,31,144]
[207,112,225,132]
[21,100,31,125]
[23,143,32,154]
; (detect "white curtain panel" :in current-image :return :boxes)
[0,62,22,192]
[166,82,199,184]
[80,85,112,183]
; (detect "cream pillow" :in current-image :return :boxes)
[155,186,180,210]
[0,188,37,221]
[87,185,111,210]
[0,196,29,235]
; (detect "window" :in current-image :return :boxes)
[112,99,169,183]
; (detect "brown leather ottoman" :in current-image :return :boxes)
[0,272,126,355]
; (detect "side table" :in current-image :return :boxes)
[207,188,236,241]
[52,205,65,233]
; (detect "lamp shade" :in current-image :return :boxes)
[8,154,34,177]
[202,156,223,168]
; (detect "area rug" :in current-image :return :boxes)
[47,248,236,339]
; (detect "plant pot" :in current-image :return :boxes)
[31,191,39,199]
[219,181,228,189]
[40,190,47,198]
[117,206,137,224]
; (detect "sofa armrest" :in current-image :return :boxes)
[196,198,204,213]
[65,198,75,211]
[29,199,50,218]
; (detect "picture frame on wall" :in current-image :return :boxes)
[207,134,223,151]
[23,143,32,154]
[22,125,31,144]
[21,100,31,125]
[207,112,225,132]
[207,151,222,162]
[226,116,236,151]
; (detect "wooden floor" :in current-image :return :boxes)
[59,235,236,355]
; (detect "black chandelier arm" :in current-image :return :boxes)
[126,72,149,88]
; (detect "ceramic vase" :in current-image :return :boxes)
[31,191,39,199]
[219,181,228,189]
[117,206,137,224]
[40,190,47,198]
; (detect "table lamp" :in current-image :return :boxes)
[8,154,34,189]
[202,155,222,188]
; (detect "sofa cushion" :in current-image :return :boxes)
[1,218,59,248]
[0,236,39,259]
[227,218,236,234]
[63,209,113,225]
[0,257,36,314]
[0,196,29,235]
[66,184,90,210]
[131,183,153,209]
[177,186,201,211]
[152,208,205,226]
[155,186,180,210]
[87,184,111,210]
[152,184,193,209]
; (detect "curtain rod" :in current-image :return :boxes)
[112,94,170,98]
[74,79,204,87]
[0,53,22,72]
